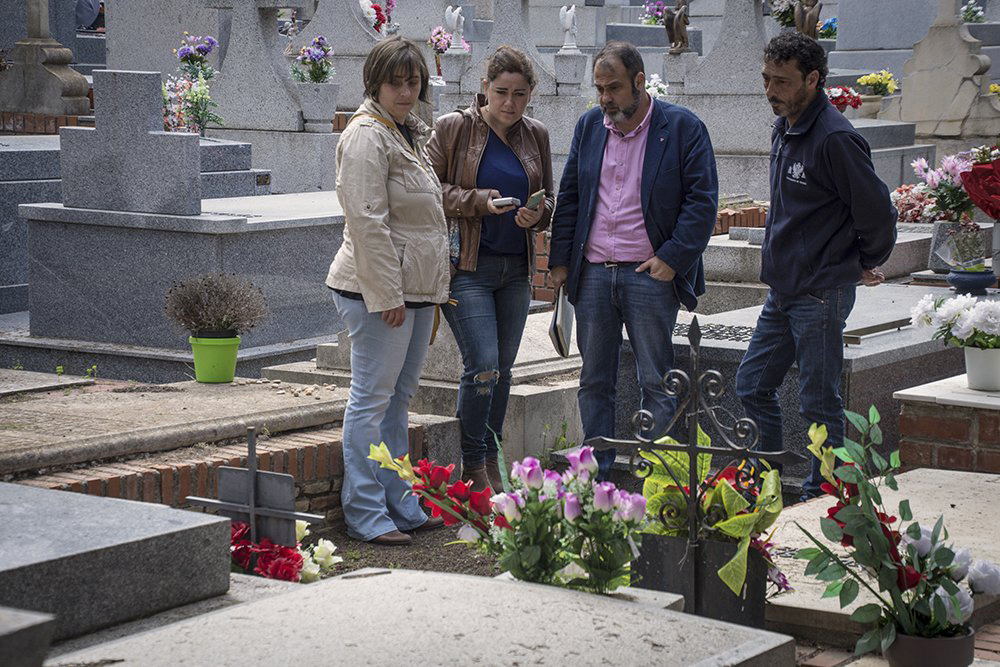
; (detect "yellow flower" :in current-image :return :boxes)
[367,442,417,483]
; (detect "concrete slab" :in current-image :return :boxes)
[766,469,1000,646]
[0,380,348,474]
[0,605,55,667]
[47,573,298,658]
[894,374,1000,410]
[495,570,686,611]
[0,369,93,397]
[49,569,796,666]
[0,482,230,641]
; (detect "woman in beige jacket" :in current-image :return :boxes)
[326,37,449,546]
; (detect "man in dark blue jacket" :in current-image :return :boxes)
[736,33,897,500]
[549,41,718,480]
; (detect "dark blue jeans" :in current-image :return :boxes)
[575,261,680,481]
[735,286,856,501]
[442,253,530,467]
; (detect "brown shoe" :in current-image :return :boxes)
[408,515,445,532]
[462,464,493,494]
[369,530,412,546]
[485,456,505,492]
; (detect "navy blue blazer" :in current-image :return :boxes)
[548,99,718,311]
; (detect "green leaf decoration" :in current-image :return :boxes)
[716,477,751,517]
[822,580,845,599]
[844,440,866,464]
[935,546,955,568]
[834,465,863,484]
[796,547,822,560]
[870,450,888,472]
[643,488,688,536]
[898,499,912,521]
[713,512,761,539]
[821,517,844,542]
[890,451,901,468]
[855,628,880,656]
[870,424,883,445]
[816,562,847,581]
[932,515,945,545]
[717,535,752,595]
[851,603,883,624]
[846,410,869,437]
[805,553,831,576]
[840,579,860,607]
[869,405,881,425]
[641,428,712,496]
[880,623,897,653]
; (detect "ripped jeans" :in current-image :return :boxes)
[442,253,531,468]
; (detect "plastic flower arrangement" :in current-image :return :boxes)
[817,16,838,39]
[427,26,470,55]
[645,73,670,101]
[181,73,224,137]
[912,293,1000,347]
[162,75,193,132]
[174,32,217,81]
[230,520,342,583]
[770,0,796,28]
[291,35,335,83]
[825,86,862,113]
[890,183,939,223]
[639,431,789,596]
[368,443,645,594]
[960,144,1000,219]
[963,0,986,23]
[359,0,387,33]
[796,407,1000,656]
[856,69,898,96]
[639,0,667,25]
[991,83,1000,99]
[910,155,975,222]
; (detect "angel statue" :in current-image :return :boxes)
[445,6,465,50]
[794,0,822,39]
[667,0,691,55]
[559,5,578,51]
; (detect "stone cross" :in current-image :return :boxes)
[460,0,557,95]
[59,70,202,215]
[0,0,89,116]
[683,0,766,95]
[206,0,307,131]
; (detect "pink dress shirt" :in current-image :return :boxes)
[583,100,656,263]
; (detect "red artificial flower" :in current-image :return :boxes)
[469,487,492,517]
[826,502,854,547]
[820,482,839,497]
[231,521,249,544]
[447,479,473,503]
[896,564,922,591]
[428,463,454,490]
[231,540,252,571]
[415,458,434,479]
[493,514,513,530]
[962,161,1000,219]
[372,3,387,31]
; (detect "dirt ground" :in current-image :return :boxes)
[313,522,500,579]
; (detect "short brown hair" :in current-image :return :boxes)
[485,45,536,89]
[363,36,430,103]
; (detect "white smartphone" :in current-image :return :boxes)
[492,196,521,208]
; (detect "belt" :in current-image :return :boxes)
[591,260,640,268]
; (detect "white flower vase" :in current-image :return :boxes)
[965,347,1000,391]
[295,81,339,133]
[858,94,883,119]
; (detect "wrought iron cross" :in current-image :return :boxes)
[187,427,324,546]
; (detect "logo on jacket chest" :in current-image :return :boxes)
[786,161,807,186]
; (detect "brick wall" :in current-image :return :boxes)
[14,423,429,527]
[715,206,767,235]
[0,112,93,135]
[899,402,1000,473]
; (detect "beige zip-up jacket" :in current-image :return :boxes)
[325,99,450,312]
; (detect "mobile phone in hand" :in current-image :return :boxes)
[525,189,546,209]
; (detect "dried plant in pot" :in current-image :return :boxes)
[165,274,267,382]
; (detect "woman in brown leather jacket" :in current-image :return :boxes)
[427,46,555,493]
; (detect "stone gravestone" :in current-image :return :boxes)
[0,0,90,116]
[880,0,1000,138]
[0,0,78,63]
[59,70,201,215]
[104,0,223,81]
[288,0,378,111]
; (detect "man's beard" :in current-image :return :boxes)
[601,85,642,124]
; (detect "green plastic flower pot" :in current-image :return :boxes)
[189,335,240,383]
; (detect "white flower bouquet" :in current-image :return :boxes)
[911,294,1000,348]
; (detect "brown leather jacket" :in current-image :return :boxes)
[427,94,555,273]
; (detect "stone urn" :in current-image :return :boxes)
[294,82,339,133]
[857,94,883,119]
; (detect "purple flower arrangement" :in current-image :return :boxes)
[639,0,667,25]
[174,32,217,81]
[427,26,470,55]
[291,35,335,84]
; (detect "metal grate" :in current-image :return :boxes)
[674,322,756,342]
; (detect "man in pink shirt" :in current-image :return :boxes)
[549,41,718,480]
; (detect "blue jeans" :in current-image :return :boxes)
[735,286,856,501]
[575,261,680,481]
[333,292,433,541]
[442,253,530,467]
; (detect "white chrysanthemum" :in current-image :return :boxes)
[910,294,940,328]
[969,560,1000,595]
[936,295,978,325]
[972,300,1000,337]
[952,309,977,341]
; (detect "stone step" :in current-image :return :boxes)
[851,118,916,149]
[0,605,54,667]
[0,482,229,641]
[50,569,797,666]
[605,23,704,54]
